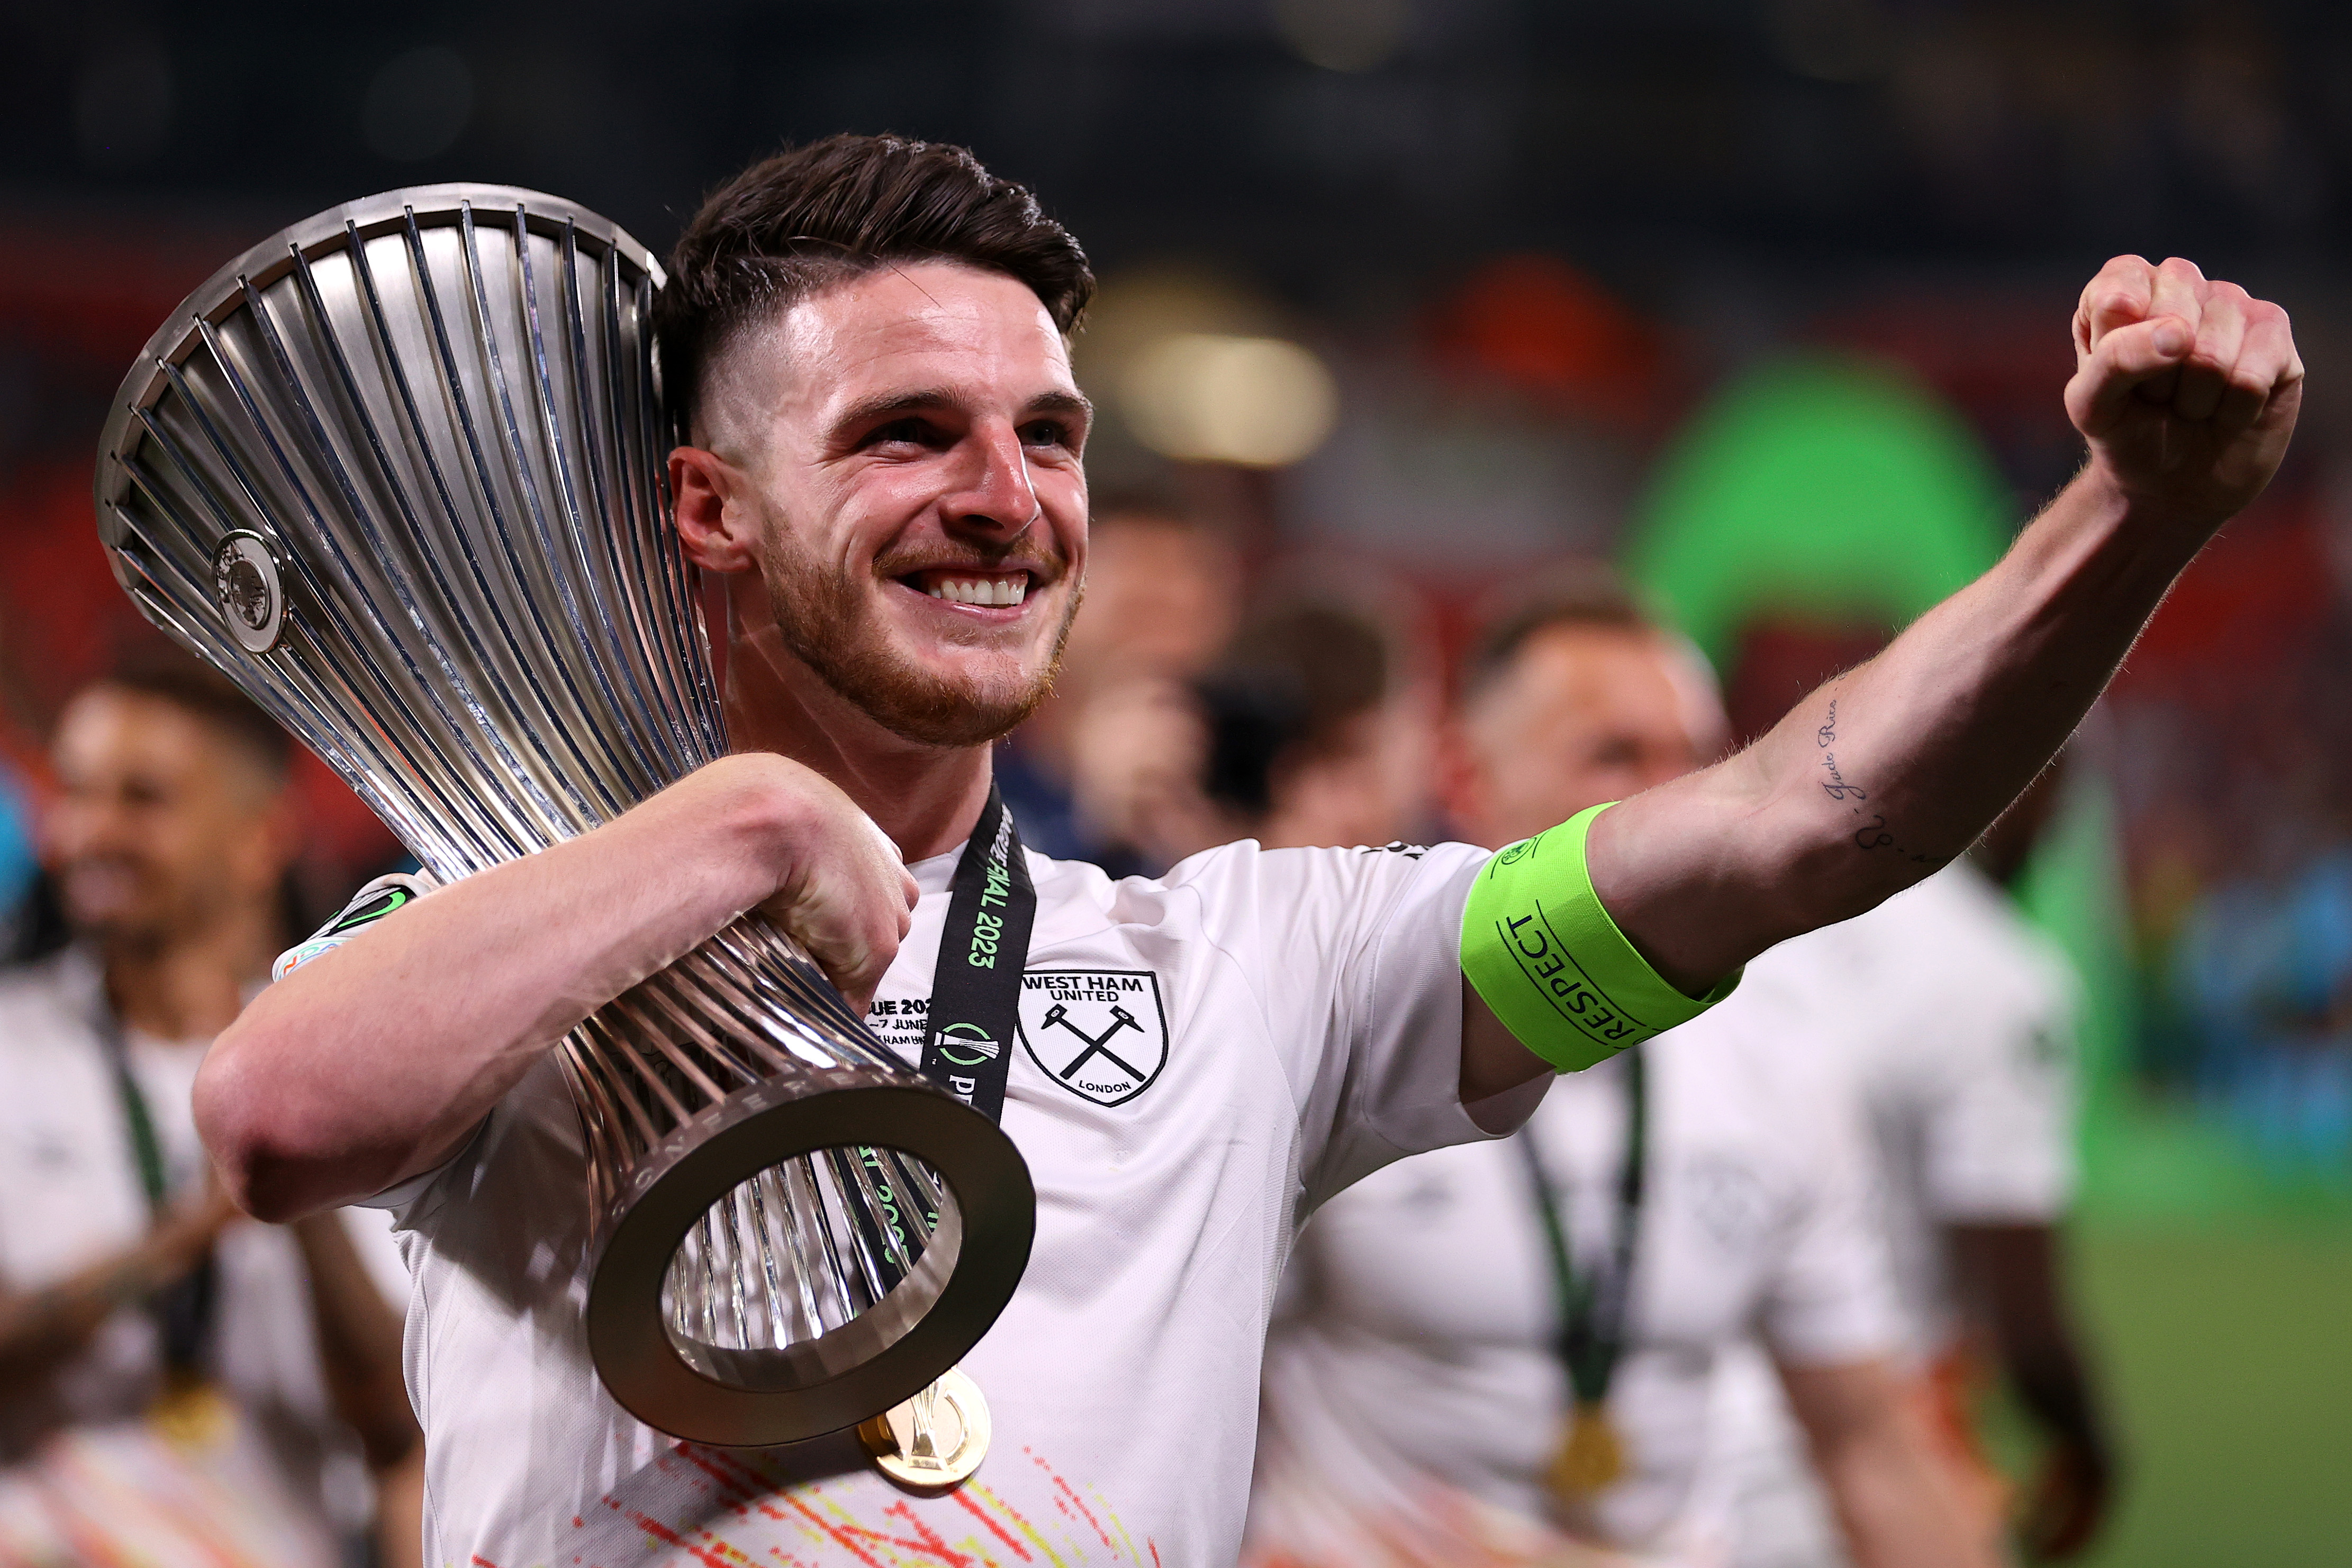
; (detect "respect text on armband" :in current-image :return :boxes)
[1501,907,1642,1046]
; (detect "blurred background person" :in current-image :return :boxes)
[0,656,419,1566]
[1629,358,2114,1563]
[1244,567,1986,1568]
[1071,592,1437,868]
[996,499,1241,872]
[1704,752,2110,1568]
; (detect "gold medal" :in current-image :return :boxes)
[1545,1399,1624,1499]
[148,1373,234,1453]
[858,1368,991,1491]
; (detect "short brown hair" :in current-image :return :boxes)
[1462,560,1649,702]
[655,133,1096,439]
[97,648,292,786]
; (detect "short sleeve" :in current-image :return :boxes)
[1916,954,2078,1223]
[274,869,439,980]
[1756,1083,1904,1368]
[1162,839,1521,1211]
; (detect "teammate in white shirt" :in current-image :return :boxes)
[194,130,2300,1567]
[1709,786,2107,1566]
[0,661,417,1566]
[1245,572,1988,1568]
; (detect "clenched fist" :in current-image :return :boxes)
[2067,255,2303,534]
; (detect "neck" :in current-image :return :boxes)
[721,594,995,863]
[100,898,277,1041]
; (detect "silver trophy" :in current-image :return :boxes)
[93,185,1034,1447]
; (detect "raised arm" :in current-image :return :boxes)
[1458,258,2299,1103]
[1598,257,2299,992]
[196,754,915,1222]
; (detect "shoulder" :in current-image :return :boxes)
[0,950,96,1035]
[1153,838,1485,903]
[1652,969,1850,1137]
[1872,863,2076,1007]
[1774,863,2071,1014]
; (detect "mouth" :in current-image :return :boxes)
[896,566,1036,612]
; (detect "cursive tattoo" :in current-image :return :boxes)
[1817,703,1868,800]
[1815,701,1935,864]
[1820,751,1867,801]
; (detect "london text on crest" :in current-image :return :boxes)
[1016,969,1170,1107]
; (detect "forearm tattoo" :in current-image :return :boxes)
[1815,700,1936,864]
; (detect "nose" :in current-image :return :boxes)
[939,420,1039,542]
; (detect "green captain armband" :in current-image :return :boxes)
[1460,803,1740,1072]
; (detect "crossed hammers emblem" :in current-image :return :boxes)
[1039,1002,1150,1083]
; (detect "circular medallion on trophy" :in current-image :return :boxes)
[211,531,286,653]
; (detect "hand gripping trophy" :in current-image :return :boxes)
[92,186,1035,1452]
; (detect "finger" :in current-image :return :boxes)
[2066,314,2194,434]
[2217,300,2302,433]
[2173,280,2249,422]
[2129,259,2208,406]
[2077,255,2155,354]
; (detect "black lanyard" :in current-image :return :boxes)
[916,784,1036,1125]
[1516,1045,1645,1409]
[91,986,216,1376]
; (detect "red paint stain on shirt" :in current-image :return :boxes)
[880,1500,982,1567]
[951,1489,1034,1562]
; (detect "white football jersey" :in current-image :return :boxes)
[338,837,1527,1568]
[1245,955,1900,1566]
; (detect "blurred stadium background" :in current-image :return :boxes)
[2,3,2345,1561]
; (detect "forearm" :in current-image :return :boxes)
[199,756,805,1220]
[1594,466,2203,990]
[1950,1222,2108,1454]
[1784,1359,2000,1568]
[0,1206,220,1381]
[0,1262,136,1376]
[1819,1417,2001,1568]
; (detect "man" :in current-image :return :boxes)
[197,131,2300,1567]
[995,498,1240,867]
[1244,573,1986,1568]
[1707,765,2106,1566]
[1079,595,1435,868]
[0,659,418,1565]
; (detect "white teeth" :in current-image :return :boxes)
[924,576,1028,606]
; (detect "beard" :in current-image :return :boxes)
[757,530,1080,748]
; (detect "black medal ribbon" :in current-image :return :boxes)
[1518,1044,1646,1410]
[916,784,1036,1126]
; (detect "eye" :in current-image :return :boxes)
[863,416,944,450]
[1019,419,1075,451]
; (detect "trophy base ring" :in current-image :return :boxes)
[584,1069,1035,1448]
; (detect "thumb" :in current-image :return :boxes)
[2067,313,2193,435]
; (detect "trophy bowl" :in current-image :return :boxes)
[92,185,1034,1447]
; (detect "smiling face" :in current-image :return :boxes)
[46,686,288,951]
[680,262,1091,749]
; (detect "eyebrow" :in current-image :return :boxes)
[829,386,1095,440]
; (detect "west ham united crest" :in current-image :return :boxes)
[1017,969,1169,1106]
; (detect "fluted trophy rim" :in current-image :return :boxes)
[93,182,667,548]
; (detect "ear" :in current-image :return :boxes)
[1435,713,1488,844]
[670,447,761,573]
